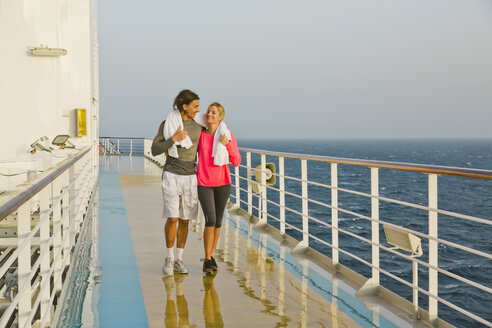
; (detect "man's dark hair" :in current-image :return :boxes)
[173,89,199,112]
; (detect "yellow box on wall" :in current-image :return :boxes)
[76,109,87,136]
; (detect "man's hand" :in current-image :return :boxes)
[172,126,188,142]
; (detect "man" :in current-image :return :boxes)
[152,89,203,276]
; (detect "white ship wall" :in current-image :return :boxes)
[0,0,99,190]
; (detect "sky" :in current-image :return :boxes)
[98,0,492,140]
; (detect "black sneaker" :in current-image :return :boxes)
[203,259,213,273]
[210,256,218,271]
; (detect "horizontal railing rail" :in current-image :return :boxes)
[98,137,145,139]
[0,148,91,222]
[229,147,492,328]
[239,147,492,180]
[0,146,97,327]
[235,172,492,260]
[99,137,145,156]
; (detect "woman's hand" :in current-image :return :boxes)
[219,133,229,146]
[172,126,188,142]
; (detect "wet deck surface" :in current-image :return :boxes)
[99,156,420,328]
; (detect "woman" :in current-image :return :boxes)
[197,102,241,273]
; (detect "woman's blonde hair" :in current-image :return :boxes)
[208,102,225,118]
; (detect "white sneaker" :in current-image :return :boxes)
[162,257,174,277]
[173,258,188,274]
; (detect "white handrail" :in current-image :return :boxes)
[0,146,96,327]
[239,163,492,226]
[236,173,492,259]
[236,186,492,290]
[29,221,73,328]
[230,148,492,328]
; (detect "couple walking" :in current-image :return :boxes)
[152,89,241,276]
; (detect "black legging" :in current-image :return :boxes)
[197,184,231,228]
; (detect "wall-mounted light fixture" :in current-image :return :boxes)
[28,136,54,154]
[52,135,75,149]
[29,46,67,56]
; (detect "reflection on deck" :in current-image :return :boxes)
[73,156,427,327]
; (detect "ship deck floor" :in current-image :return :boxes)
[95,156,426,328]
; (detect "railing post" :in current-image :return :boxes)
[413,260,419,317]
[247,152,252,215]
[62,171,71,267]
[301,159,309,246]
[117,139,120,154]
[279,157,285,235]
[428,173,438,323]
[331,163,339,265]
[17,202,31,328]
[69,164,76,246]
[235,165,240,207]
[73,161,80,226]
[371,167,380,284]
[260,154,267,223]
[52,177,63,290]
[130,139,133,156]
[39,186,51,324]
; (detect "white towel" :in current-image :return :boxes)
[163,109,192,158]
[212,121,232,166]
[193,112,207,128]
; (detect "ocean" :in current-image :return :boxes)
[236,138,492,328]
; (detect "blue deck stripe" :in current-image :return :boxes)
[97,171,148,327]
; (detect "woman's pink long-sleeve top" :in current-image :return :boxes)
[197,130,242,187]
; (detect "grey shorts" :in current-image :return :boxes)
[161,171,198,220]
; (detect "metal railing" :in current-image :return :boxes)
[138,140,491,326]
[99,137,145,156]
[0,147,97,328]
[229,147,492,328]
[143,139,166,167]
